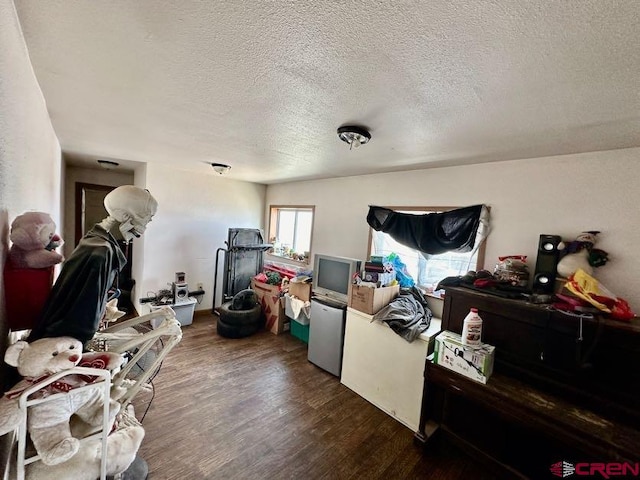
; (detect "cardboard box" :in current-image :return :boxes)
[251,279,288,334]
[348,284,400,315]
[288,281,311,302]
[362,271,395,286]
[433,331,495,384]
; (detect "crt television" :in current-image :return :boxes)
[312,254,362,304]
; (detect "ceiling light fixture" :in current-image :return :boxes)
[97,160,119,170]
[337,125,371,150]
[211,163,231,175]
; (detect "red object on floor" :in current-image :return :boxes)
[3,263,53,331]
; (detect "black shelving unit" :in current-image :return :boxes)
[213,228,272,312]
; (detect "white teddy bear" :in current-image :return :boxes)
[0,337,123,466]
[23,406,145,480]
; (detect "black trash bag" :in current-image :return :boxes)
[231,289,259,311]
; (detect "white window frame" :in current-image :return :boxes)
[268,205,315,264]
[367,206,488,294]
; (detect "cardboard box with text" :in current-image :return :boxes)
[348,284,400,315]
[434,331,495,384]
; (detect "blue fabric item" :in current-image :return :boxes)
[386,253,415,288]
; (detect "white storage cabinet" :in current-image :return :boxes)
[340,307,441,431]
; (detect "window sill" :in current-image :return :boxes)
[424,291,445,300]
[265,252,310,266]
[421,290,444,319]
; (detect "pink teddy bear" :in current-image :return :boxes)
[8,212,64,269]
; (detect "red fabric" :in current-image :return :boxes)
[4,353,115,400]
[3,264,53,331]
[263,264,297,279]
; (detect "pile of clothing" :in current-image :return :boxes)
[373,287,433,342]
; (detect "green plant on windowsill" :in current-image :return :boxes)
[267,249,309,265]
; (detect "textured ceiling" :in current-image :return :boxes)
[14,1,640,184]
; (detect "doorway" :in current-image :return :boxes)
[74,182,135,313]
[75,182,113,244]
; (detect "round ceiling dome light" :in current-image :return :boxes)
[337,125,371,150]
[211,163,231,175]
[97,159,119,169]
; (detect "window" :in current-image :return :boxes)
[368,206,488,294]
[268,205,314,263]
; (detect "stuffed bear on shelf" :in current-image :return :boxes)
[557,231,609,279]
[0,337,123,466]
[8,211,64,269]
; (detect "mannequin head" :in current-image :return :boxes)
[103,186,158,242]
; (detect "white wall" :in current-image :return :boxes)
[0,0,62,463]
[139,164,266,313]
[0,0,62,224]
[266,148,640,313]
[0,0,62,342]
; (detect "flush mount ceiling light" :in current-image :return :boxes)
[97,160,119,170]
[211,163,231,175]
[337,125,371,150]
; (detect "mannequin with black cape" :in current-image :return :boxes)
[27,185,158,479]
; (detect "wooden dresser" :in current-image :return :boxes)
[415,286,640,479]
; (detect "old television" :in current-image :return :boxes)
[312,254,362,304]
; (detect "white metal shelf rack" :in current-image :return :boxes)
[4,306,183,480]
[10,366,112,480]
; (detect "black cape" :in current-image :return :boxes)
[367,205,484,255]
[28,224,127,346]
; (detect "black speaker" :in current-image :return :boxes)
[533,234,562,293]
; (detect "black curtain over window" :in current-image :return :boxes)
[366,204,485,255]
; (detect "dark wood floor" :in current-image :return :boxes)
[134,314,497,480]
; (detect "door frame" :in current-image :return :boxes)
[74,182,115,245]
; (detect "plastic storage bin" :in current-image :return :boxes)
[285,294,310,325]
[291,319,310,344]
[150,297,197,328]
[285,294,310,343]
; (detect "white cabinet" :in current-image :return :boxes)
[340,308,441,431]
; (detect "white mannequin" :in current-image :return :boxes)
[19,186,161,480]
[101,185,158,243]
[28,186,158,345]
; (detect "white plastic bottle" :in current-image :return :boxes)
[462,308,483,346]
